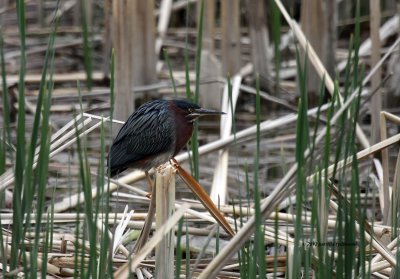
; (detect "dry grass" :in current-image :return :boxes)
[1,0,400,278]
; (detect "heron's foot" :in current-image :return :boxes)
[155,162,169,173]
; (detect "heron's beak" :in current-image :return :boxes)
[191,108,225,117]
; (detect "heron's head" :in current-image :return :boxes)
[172,99,225,122]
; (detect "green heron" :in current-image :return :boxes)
[108,99,224,176]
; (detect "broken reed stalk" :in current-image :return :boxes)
[171,159,235,237]
[113,204,190,278]
[155,165,175,279]
[380,111,400,225]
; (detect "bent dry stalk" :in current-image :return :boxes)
[170,158,235,237]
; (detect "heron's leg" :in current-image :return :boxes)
[132,182,156,253]
[145,170,154,199]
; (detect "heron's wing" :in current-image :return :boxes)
[123,104,173,155]
[108,102,174,171]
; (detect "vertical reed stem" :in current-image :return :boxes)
[155,165,176,279]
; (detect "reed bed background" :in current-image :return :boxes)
[0,0,399,278]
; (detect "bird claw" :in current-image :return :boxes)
[169,158,179,169]
[155,162,169,173]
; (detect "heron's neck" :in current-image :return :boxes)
[173,114,194,156]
